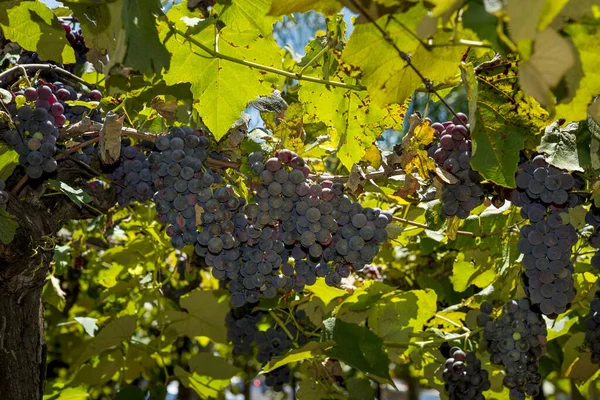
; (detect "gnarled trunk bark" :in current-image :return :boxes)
[0,286,46,400]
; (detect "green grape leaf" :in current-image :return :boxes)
[121,0,170,73]
[343,6,464,107]
[321,318,391,382]
[47,180,93,208]
[450,251,497,292]
[561,332,598,380]
[0,1,75,64]
[74,315,137,367]
[72,351,122,386]
[305,278,348,306]
[368,289,437,343]
[0,208,18,245]
[175,365,232,399]
[0,142,18,181]
[347,377,376,400]
[538,121,583,171]
[43,386,89,400]
[469,56,550,187]
[188,353,241,379]
[161,6,282,140]
[268,0,342,15]
[265,341,334,372]
[165,290,229,342]
[547,313,578,341]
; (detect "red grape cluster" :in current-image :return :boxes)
[427,113,485,219]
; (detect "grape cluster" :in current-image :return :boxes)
[427,113,485,219]
[0,179,7,210]
[148,126,215,249]
[0,81,103,179]
[225,306,264,357]
[2,85,61,178]
[107,140,156,206]
[225,308,311,392]
[442,347,490,400]
[585,283,600,363]
[518,215,577,316]
[62,23,88,64]
[511,155,579,218]
[511,156,579,317]
[478,299,547,398]
[585,207,600,269]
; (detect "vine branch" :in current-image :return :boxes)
[384,328,482,349]
[392,216,517,238]
[348,0,464,123]
[0,63,95,89]
[169,25,365,92]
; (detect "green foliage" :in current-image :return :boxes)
[2,0,600,399]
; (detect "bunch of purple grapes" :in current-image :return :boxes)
[427,113,485,219]
[511,156,580,317]
[478,299,546,399]
[0,81,102,179]
[0,179,7,210]
[518,214,577,316]
[148,126,215,249]
[511,155,580,219]
[107,140,156,206]
[442,347,490,400]
[62,22,88,64]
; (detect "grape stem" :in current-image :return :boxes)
[0,63,95,89]
[168,25,366,92]
[391,216,514,238]
[434,313,470,332]
[269,310,299,348]
[384,327,482,349]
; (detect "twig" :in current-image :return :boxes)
[269,310,298,347]
[434,313,469,333]
[348,0,464,124]
[384,328,482,349]
[169,25,365,92]
[391,216,515,238]
[297,42,330,76]
[0,64,95,89]
[310,169,405,182]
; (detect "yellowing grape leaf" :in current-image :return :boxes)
[165,290,229,342]
[299,83,405,170]
[468,56,550,187]
[398,115,437,178]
